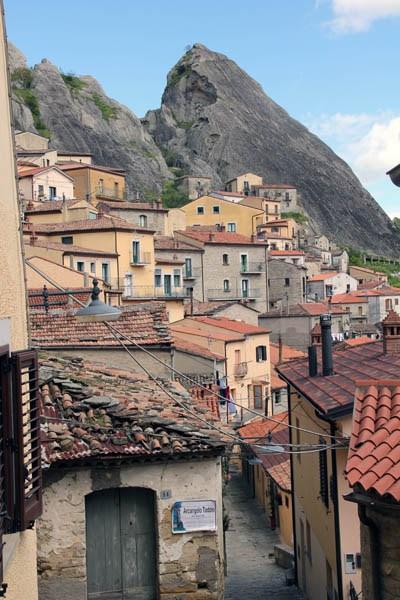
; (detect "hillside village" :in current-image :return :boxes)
[3,7,400,600]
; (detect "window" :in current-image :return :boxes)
[386,298,393,311]
[227,222,236,232]
[38,184,44,198]
[319,437,329,507]
[253,385,263,409]
[49,186,57,200]
[256,345,267,362]
[270,243,277,250]
[223,279,230,292]
[396,299,399,306]
[271,226,279,233]
[240,254,248,272]
[184,258,192,277]
[241,279,249,298]
[196,206,205,215]
[124,273,133,297]
[98,179,104,193]
[61,236,73,245]
[114,182,119,198]
[325,285,333,297]
[285,192,290,201]
[154,268,162,287]
[76,261,84,272]
[306,520,312,564]
[212,206,220,214]
[173,269,181,288]
[346,284,351,293]
[90,262,96,274]
[358,306,363,316]
[234,349,241,364]
[88,211,97,220]
[284,278,290,287]
[139,215,148,228]
[132,241,140,264]
[101,263,109,283]
[222,254,229,265]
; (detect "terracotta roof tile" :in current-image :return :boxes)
[25,239,117,256]
[269,250,305,256]
[30,303,172,348]
[39,354,228,466]
[346,380,400,502]
[154,236,201,252]
[308,272,342,282]
[172,337,225,361]
[97,200,168,212]
[179,229,267,246]
[26,216,154,234]
[330,293,368,304]
[188,316,270,335]
[260,302,347,318]
[24,199,80,213]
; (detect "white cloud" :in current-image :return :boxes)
[305,111,400,183]
[326,0,400,33]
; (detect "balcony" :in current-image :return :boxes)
[234,362,248,378]
[208,287,261,301]
[240,261,265,274]
[130,251,152,266]
[121,284,186,299]
[95,186,127,201]
[183,267,201,280]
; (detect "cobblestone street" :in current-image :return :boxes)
[224,471,304,600]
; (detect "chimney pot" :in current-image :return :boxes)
[308,345,318,377]
[320,313,333,376]
[382,310,400,355]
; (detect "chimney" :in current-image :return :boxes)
[311,322,322,345]
[209,232,215,242]
[382,310,400,355]
[308,345,318,377]
[320,314,333,376]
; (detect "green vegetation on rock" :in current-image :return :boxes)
[11,67,33,88]
[91,93,118,121]
[61,72,87,94]
[281,211,308,224]
[348,247,400,288]
[161,180,189,208]
[393,217,400,233]
[13,87,50,138]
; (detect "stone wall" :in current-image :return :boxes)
[361,506,400,600]
[268,260,306,308]
[37,458,224,600]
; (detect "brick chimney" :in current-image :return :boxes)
[382,310,400,355]
[208,232,215,242]
[310,322,322,345]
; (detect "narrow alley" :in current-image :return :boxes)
[224,471,304,600]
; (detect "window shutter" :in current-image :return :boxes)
[12,350,42,531]
[0,349,13,592]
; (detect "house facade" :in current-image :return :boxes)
[224,172,263,194]
[59,162,126,201]
[37,354,227,600]
[306,272,357,301]
[175,175,212,199]
[97,200,169,234]
[267,259,307,309]
[18,165,75,202]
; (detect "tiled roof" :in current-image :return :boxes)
[154,236,201,251]
[18,165,74,180]
[260,302,347,318]
[29,288,91,310]
[269,250,305,257]
[350,266,387,276]
[57,162,125,175]
[213,190,245,197]
[184,300,258,317]
[179,229,267,246]
[26,216,154,234]
[238,414,291,492]
[346,381,400,502]
[308,271,341,282]
[173,337,225,361]
[253,184,295,189]
[358,280,386,290]
[97,200,168,212]
[344,336,377,347]
[277,340,400,415]
[39,354,227,466]
[24,199,79,213]
[25,239,117,256]
[31,303,171,348]
[170,324,242,342]
[188,316,270,335]
[331,293,368,304]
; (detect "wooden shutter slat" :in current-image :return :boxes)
[12,349,42,531]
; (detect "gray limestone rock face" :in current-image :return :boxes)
[145,43,400,255]
[10,54,171,196]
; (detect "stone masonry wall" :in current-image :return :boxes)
[37,458,224,600]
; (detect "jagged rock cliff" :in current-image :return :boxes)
[9,43,170,196]
[9,42,400,254]
[145,44,400,255]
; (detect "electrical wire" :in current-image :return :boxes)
[27,264,348,447]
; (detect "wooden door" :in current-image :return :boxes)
[86,488,157,600]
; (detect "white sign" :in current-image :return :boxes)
[171,500,217,534]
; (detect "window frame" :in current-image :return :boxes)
[212,205,220,214]
[222,254,229,266]
[196,206,205,215]
[223,279,230,292]
[227,222,236,233]
[256,345,267,362]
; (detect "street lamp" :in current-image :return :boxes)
[75,279,121,322]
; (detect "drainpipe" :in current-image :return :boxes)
[201,252,205,302]
[287,386,298,585]
[358,504,381,600]
[265,243,270,311]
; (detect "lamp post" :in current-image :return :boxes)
[75,279,121,322]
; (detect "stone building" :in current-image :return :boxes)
[268,259,307,309]
[96,200,169,234]
[37,354,227,600]
[175,175,212,200]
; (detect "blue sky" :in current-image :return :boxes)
[4,0,400,216]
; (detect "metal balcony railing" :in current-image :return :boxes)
[130,251,152,265]
[183,267,201,279]
[120,285,186,299]
[239,262,265,274]
[234,362,248,378]
[208,287,261,300]
[96,186,127,201]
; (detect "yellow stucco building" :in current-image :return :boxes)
[181,194,265,236]
[59,163,126,202]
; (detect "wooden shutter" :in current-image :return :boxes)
[12,349,42,531]
[0,348,12,590]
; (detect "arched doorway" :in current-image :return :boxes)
[85,487,157,599]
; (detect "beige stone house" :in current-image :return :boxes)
[176,174,212,199]
[37,353,227,600]
[18,165,75,202]
[0,9,43,597]
[96,199,168,234]
[224,172,263,194]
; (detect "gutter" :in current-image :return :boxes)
[287,385,298,585]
